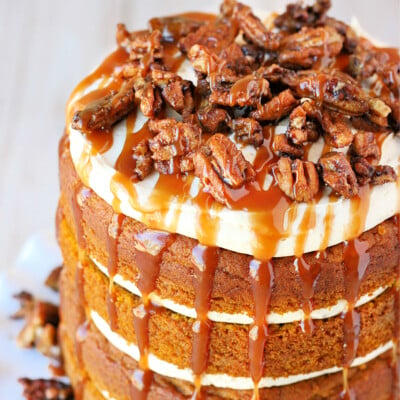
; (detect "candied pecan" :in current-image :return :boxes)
[116,24,163,61]
[319,152,359,198]
[148,119,201,174]
[350,131,380,162]
[319,109,353,148]
[250,89,298,121]
[188,45,219,74]
[367,98,391,127]
[128,139,153,181]
[371,165,397,185]
[233,2,281,50]
[275,157,320,202]
[273,134,304,158]
[19,378,73,400]
[352,157,375,185]
[178,20,238,54]
[286,102,320,144]
[274,0,331,32]
[152,70,195,117]
[278,26,343,69]
[72,78,136,133]
[197,106,231,133]
[209,72,270,107]
[292,70,369,116]
[194,134,256,204]
[149,15,206,43]
[256,64,297,86]
[348,39,390,80]
[12,292,60,359]
[232,118,263,147]
[133,77,162,118]
[325,17,359,53]
[45,266,62,292]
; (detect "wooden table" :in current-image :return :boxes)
[0,0,398,270]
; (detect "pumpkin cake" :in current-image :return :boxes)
[57,1,400,399]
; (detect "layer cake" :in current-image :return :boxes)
[57,1,400,399]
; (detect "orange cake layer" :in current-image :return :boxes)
[58,248,396,400]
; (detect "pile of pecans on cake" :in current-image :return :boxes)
[72,0,399,204]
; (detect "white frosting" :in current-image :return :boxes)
[92,256,388,325]
[91,311,393,390]
[66,17,400,258]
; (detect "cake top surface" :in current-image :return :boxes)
[66,0,400,259]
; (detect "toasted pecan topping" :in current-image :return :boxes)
[194,134,255,204]
[319,152,359,198]
[275,157,320,202]
[71,0,398,203]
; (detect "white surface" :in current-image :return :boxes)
[0,232,62,399]
[0,0,398,398]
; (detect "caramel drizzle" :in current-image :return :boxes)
[248,259,274,399]
[190,245,219,398]
[340,238,370,400]
[131,230,172,399]
[296,255,322,335]
[106,213,125,331]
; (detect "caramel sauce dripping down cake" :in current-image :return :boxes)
[57,0,400,398]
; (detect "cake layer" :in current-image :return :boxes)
[59,137,399,320]
[57,211,396,383]
[59,260,395,400]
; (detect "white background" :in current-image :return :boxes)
[0,0,399,398]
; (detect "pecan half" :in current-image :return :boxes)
[286,102,320,144]
[148,119,201,174]
[133,76,163,118]
[278,26,343,69]
[232,118,264,147]
[152,70,194,117]
[194,134,256,204]
[275,157,320,202]
[274,0,331,32]
[352,157,397,186]
[197,106,231,133]
[149,15,206,43]
[233,2,281,50]
[188,44,219,74]
[116,24,163,61]
[72,78,136,133]
[19,378,73,400]
[350,131,380,162]
[127,139,153,181]
[179,20,238,54]
[319,108,353,148]
[273,134,304,158]
[209,72,270,107]
[250,89,298,121]
[325,17,359,53]
[292,70,369,116]
[319,152,359,198]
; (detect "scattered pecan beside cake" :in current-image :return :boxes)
[59,0,400,399]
